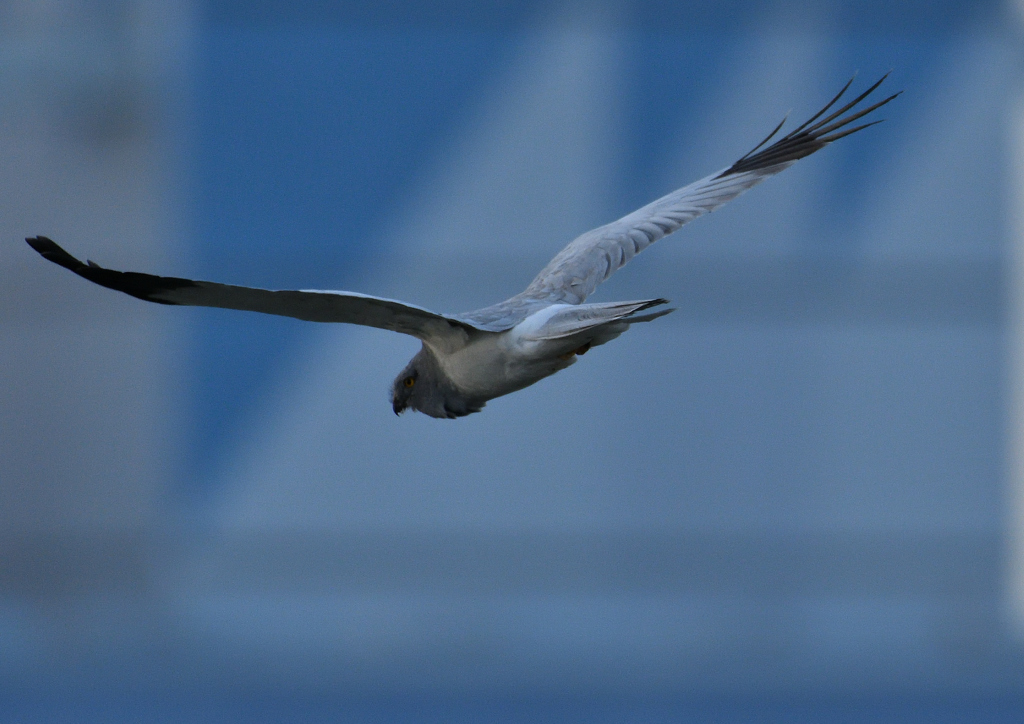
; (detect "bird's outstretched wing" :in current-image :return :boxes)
[26,236,480,344]
[518,74,900,306]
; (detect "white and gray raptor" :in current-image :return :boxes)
[28,75,898,418]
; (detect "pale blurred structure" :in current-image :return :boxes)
[1,0,1022,720]
[1007,0,1024,643]
[0,2,181,585]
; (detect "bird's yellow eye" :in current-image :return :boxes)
[403,376,416,388]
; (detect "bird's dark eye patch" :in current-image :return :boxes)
[403,376,416,388]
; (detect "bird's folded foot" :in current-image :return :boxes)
[558,341,592,361]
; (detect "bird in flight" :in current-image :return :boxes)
[28,75,897,419]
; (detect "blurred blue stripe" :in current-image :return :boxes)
[186,26,517,489]
[203,0,1003,32]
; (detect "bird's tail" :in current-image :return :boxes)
[523,299,672,341]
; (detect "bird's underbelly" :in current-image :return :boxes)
[439,334,575,400]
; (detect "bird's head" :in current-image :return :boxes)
[391,346,484,419]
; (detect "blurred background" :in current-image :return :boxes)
[2,0,1022,720]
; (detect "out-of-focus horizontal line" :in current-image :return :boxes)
[632,257,1002,325]
[0,531,152,598]
[203,0,1000,33]
[0,530,996,598]
[408,256,1004,325]
[197,530,1000,596]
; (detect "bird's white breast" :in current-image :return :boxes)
[435,305,576,399]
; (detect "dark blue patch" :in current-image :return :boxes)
[185,26,517,495]
[617,34,736,215]
[804,40,942,259]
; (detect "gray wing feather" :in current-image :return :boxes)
[517,74,899,306]
[453,170,783,332]
[520,166,791,304]
[26,236,478,343]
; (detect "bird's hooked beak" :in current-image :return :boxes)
[392,384,410,415]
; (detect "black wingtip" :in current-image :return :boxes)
[735,112,791,164]
[26,236,194,306]
[719,73,899,178]
[26,236,88,272]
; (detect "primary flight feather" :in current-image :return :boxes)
[28,75,898,419]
